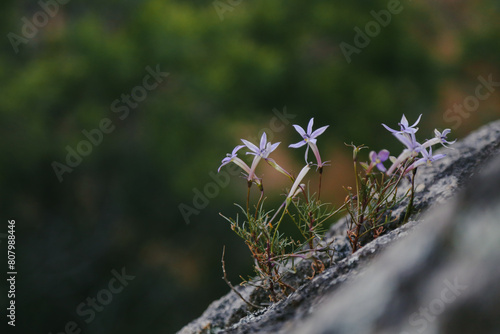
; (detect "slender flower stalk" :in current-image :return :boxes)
[403,168,417,224]
[254,182,265,220]
[271,164,311,251]
[287,165,311,203]
[308,142,326,169]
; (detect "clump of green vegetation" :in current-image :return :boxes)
[218,115,455,304]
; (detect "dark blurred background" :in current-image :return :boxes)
[0,0,499,333]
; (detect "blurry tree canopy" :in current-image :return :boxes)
[0,0,498,332]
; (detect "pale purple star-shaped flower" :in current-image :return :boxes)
[386,132,422,175]
[435,129,456,147]
[422,129,457,149]
[241,132,280,159]
[218,145,245,172]
[434,129,457,146]
[382,114,422,135]
[289,118,329,166]
[393,132,421,153]
[410,146,446,170]
[241,132,280,182]
[217,145,254,174]
[289,118,329,148]
[369,149,390,172]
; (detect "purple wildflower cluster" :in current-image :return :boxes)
[378,114,456,175]
[218,118,330,198]
[216,114,456,302]
[219,114,455,183]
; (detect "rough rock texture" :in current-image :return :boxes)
[295,144,500,334]
[178,120,500,334]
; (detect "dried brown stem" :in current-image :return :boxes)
[221,246,263,310]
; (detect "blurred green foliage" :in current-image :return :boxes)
[0,0,498,332]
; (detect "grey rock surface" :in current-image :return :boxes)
[294,144,500,334]
[178,119,500,334]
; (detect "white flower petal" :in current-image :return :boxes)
[382,123,398,133]
[260,132,267,150]
[292,124,306,137]
[268,142,280,153]
[241,139,259,154]
[400,114,409,127]
[232,145,245,155]
[289,141,306,148]
[310,125,329,138]
[287,165,310,199]
[307,118,314,134]
[411,114,422,128]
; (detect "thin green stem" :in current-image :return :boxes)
[317,166,323,202]
[318,202,348,225]
[288,212,309,241]
[403,168,417,223]
[254,184,264,220]
[246,181,251,217]
[308,211,315,250]
[269,201,285,226]
[354,160,360,217]
[271,203,288,252]
[300,184,309,205]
